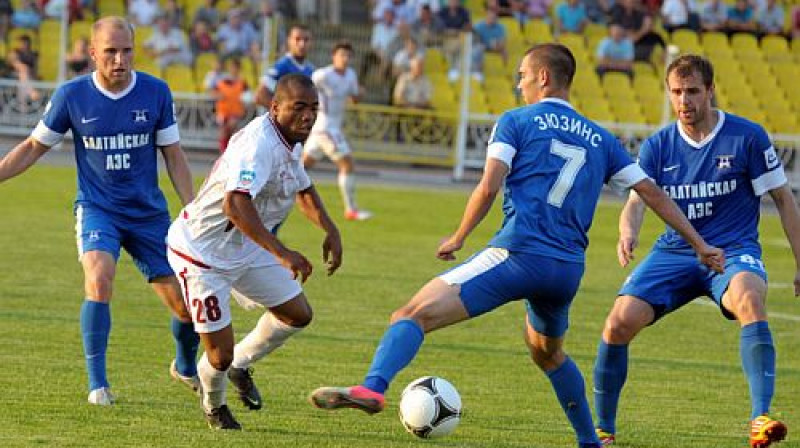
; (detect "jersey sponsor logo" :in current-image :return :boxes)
[238,170,255,188]
[663,164,680,172]
[661,179,737,200]
[82,133,151,151]
[132,109,150,122]
[764,146,779,170]
[81,116,100,124]
[716,155,733,169]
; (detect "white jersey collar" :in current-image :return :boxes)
[539,97,574,110]
[266,114,301,158]
[287,54,310,71]
[677,109,725,149]
[91,70,137,100]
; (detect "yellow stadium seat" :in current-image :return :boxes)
[580,99,614,123]
[731,33,759,51]
[69,20,92,44]
[99,0,125,17]
[164,64,197,93]
[610,101,645,123]
[8,28,38,49]
[671,29,700,48]
[558,34,587,57]
[524,19,553,43]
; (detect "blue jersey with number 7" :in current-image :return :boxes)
[486,98,646,262]
[31,71,180,219]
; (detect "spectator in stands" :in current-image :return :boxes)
[757,0,785,36]
[193,0,221,30]
[438,0,472,81]
[583,0,612,24]
[217,7,260,60]
[611,0,665,62]
[792,5,800,39]
[472,8,508,81]
[555,0,589,34]
[595,22,634,78]
[392,56,432,109]
[407,0,442,15]
[0,0,13,41]
[411,4,444,46]
[203,55,226,92]
[700,0,728,31]
[213,57,249,152]
[392,36,425,77]
[516,0,555,23]
[66,36,91,78]
[661,0,700,32]
[162,0,185,29]
[42,0,83,22]
[12,0,41,30]
[144,14,193,69]
[726,0,757,35]
[190,20,217,58]
[128,0,160,27]
[373,0,417,25]
[9,34,40,102]
[228,0,255,23]
[486,0,517,17]
[370,7,401,76]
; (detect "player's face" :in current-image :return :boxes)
[332,48,351,70]
[271,86,319,144]
[288,29,311,59]
[90,26,134,90]
[667,70,713,127]
[517,54,541,105]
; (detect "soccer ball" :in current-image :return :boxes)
[398,376,462,439]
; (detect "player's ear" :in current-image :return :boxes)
[538,67,549,88]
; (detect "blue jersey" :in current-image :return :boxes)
[487,98,646,262]
[32,71,180,219]
[262,53,314,92]
[640,110,787,255]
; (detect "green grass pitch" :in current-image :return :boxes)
[1,166,798,447]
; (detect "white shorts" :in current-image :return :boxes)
[304,130,351,161]
[167,247,303,333]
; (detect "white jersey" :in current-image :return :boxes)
[310,65,359,132]
[168,114,311,268]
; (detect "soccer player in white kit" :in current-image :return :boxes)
[304,41,373,221]
[167,74,342,430]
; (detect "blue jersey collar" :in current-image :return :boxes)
[538,97,574,109]
[91,70,137,100]
[677,109,725,149]
[286,54,311,71]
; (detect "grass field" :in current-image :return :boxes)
[1,166,798,448]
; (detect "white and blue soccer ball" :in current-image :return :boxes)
[398,376,462,439]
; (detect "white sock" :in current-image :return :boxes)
[338,172,358,212]
[198,353,228,412]
[232,312,302,370]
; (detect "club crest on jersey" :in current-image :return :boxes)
[764,146,779,170]
[88,230,101,242]
[239,170,255,188]
[132,109,149,122]
[716,155,733,169]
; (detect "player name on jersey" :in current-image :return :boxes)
[532,113,604,148]
[662,179,737,200]
[81,133,151,151]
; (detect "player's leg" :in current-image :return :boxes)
[76,204,123,405]
[594,250,704,442]
[227,255,307,410]
[712,258,785,446]
[125,214,201,394]
[522,258,599,447]
[198,326,241,429]
[324,132,371,221]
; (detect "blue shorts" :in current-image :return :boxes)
[439,248,585,337]
[619,248,768,321]
[75,203,173,281]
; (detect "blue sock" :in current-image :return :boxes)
[547,357,599,446]
[171,317,200,377]
[362,319,425,394]
[593,340,628,434]
[80,300,111,392]
[740,321,775,419]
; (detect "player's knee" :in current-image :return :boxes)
[528,344,564,371]
[730,291,767,323]
[602,315,639,344]
[207,351,233,371]
[84,275,114,300]
[278,307,313,328]
[389,306,426,329]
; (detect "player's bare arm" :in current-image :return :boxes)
[768,184,800,296]
[617,190,647,267]
[160,142,195,205]
[632,178,725,273]
[0,137,51,182]
[223,190,312,282]
[438,158,509,261]
[295,185,342,275]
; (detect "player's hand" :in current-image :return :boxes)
[697,244,725,274]
[617,235,638,267]
[436,235,463,261]
[322,231,343,276]
[279,249,313,283]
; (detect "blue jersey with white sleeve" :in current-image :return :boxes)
[31,71,180,219]
[487,98,647,262]
[262,54,314,92]
[640,110,787,256]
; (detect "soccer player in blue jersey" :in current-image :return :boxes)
[309,44,724,448]
[592,54,800,447]
[0,17,201,405]
[255,24,314,108]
